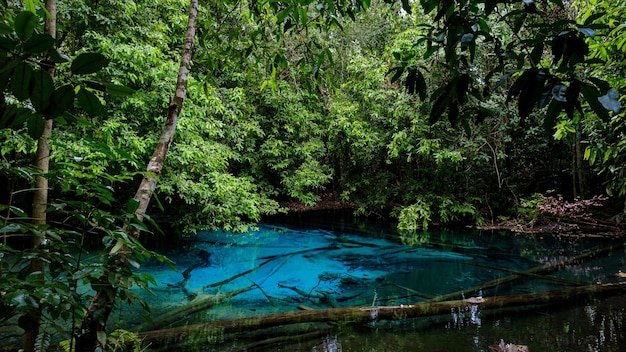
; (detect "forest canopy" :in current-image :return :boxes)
[1,0,625,350]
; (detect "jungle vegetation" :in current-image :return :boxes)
[1,0,625,350]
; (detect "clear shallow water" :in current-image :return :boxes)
[121,214,626,351]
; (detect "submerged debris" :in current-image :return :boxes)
[489,339,530,352]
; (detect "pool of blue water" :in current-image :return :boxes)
[121,214,626,351]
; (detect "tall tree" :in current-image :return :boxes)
[75,0,199,349]
[23,0,56,351]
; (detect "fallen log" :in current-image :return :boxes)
[137,282,626,347]
[136,285,254,331]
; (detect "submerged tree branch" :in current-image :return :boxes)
[137,282,626,348]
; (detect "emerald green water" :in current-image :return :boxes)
[126,213,626,351]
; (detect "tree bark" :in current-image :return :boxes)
[23,2,56,351]
[75,1,198,351]
[137,282,626,348]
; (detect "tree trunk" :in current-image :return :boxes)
[75,1,198,350]
[23,1,56,351]
[137,282,626,348]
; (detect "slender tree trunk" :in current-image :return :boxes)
[575,127,586,197]
[75,1,198,350]
[23,2,56,351]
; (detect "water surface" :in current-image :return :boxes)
[129,214,626,351]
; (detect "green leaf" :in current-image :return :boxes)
[10,62,33,101]
[96,331,107,347]
[0,37,19,51]
[576,27,595,38]
[24,0,36,13]
[401,0,411,14]
[0,223,21,233]
[77,88,103,116]
[126,198,140,214]
[0,22,13,35]
[387,66,404,83]
[23,33,54,53]
[416,70,427,101]
[598,88,621,113]
[15,11,37,42]
[275,7,292,24]
[84,80,107,92]
[30,69,54,113]
[580,85,610,121]
[44,85,75,118]
[104,82,136,97]
[583,13,605,26]
[13,107,34,127]
[0,104,17,129]
[71,53,109,75]
[27,113,45,139]
[543,99,562,131]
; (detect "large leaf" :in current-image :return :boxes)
[517,70,547,118]
[598,88,621,113]
[44,85,75,118]
[0,104,17,129]
[30,69,54,113]
[71,53,109,75]
[27,113,45,139]
[543,99,562,131]
[10,62,33,101]
[104,83,136,97]
[15,11,36,42]
[23,33,55,53]
[76,87,103,116]
[13,107,34,127]
[580,85,609,121]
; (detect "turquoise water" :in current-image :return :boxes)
[119,214,626,351]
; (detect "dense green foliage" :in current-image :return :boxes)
[1,0,625,350]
